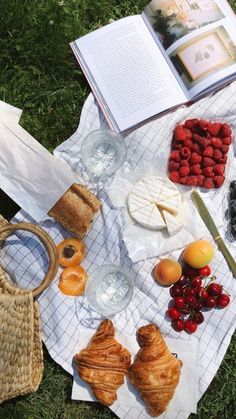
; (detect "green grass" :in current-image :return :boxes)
[0,0,236,418]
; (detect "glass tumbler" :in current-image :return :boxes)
[85,265,134,317]
[81,129,127,179]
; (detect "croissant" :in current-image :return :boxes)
[128,324,182,417]
[75,320,131,406]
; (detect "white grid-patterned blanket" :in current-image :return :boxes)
[2,83,236,419]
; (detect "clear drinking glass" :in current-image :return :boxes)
[85,265,134,317]
[81,129,127,179]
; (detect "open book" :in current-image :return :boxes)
[71,0,236,133]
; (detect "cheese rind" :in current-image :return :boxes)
[162,209,185,236]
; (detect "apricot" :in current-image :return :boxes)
[183,240,214,269]
[154,258,182,286]
[57,238,85,267]
[58,265,87,296]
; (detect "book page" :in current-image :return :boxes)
[72,15,186,132]
[143,0,236,98]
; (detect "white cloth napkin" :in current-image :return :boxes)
[72,329,199,417]
[0,102,80,221]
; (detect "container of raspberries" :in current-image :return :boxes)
[168,118,233,190]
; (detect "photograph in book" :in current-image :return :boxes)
[170,25,236,89]
[144,0,225,50]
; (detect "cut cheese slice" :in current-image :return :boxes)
[162,209,185,236]
[143,176,181,215]
[128,194,151,213]
[129,201,166,230]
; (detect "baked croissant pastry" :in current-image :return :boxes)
[128,324,182,417]
[75,320,131,405]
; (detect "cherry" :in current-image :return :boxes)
[184,287,196,298]
[193,286,202,298]
[171,319,184,332]
[204,296,217,309]
[217,293,230,308]
[176,275,188,287]
[174,296,185,310]
[200,288,209,300]
[191,277,202,288]
[180,307,191,315]
[167,308,181,320]
[184,319,198,334]
[198,266,211,277]
[207,283,223,296]
[183,266,199,279]
[192,311,204,324]
[185,295,199,309]
[170,284,183,298]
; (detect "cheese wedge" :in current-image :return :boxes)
[127,176,183,233]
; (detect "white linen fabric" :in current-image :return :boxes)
[1,83,236,419]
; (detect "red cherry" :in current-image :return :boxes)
[176,275,188,287]
[184,287,196,298]
[217,293,230,308]
[198,266,211,277]
[193,286,202,298]
[185,295,199,309]
[184,319,198,334]
[200,288,209,300]
[167,307,181,320]
[171,319,184,332]
[174,296,185,310]
[183,266,199,279]
[204,296,217,308]
[170,284,183,298]
[207,283,223,296]
[192,311,204,324]
[191,277,202,288]
[180,307,191,315]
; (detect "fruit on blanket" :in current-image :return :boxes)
[57,238,85,267]
[154,258,182,285]
[183,240,214,269]
[58,265,87,296]
[168,119,232,188]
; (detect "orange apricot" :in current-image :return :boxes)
[57,238,85,267]
[154,258,182,286]
[58,265,87,296]
[183,240,214,269]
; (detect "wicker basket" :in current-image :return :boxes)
[0,215,58,403]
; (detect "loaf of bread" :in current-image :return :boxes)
[48,183,100,237]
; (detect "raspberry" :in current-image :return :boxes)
[191,143,200,153]
[184,119,199,129]
[180,147,191,158]
[222,136,232,145]
[198,137,210,149]
[203,178,214,189]
[190,164,201,175]
[221,144,229,154]
[220,124,231,138]
[168,160,180,172]
[197,175,204,186]
[179,166,190,177]
[202,166,214,177]
[202,157,214,167]
[199,119,210,131]
[183,139,193,148]
[189,152,201,165]
[218,156,227,164]
[172,141,182,150]
[170,150,181,161]
[203,146,213,157]
[169,171,180,183]
[214,175,225,188]
[208,122,222,136]
[185,176,198,186]
[180,160,189,167]
[213,149,223,161]
[179,177,187,185]
[192,133,202,142]
[210,137,222,148]
[174,125,187,141]
[214,164,225,175]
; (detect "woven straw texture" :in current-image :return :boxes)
[0,215,43,404]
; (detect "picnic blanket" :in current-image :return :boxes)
[1,82,236,418]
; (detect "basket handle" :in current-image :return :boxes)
[0,222,59,298]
